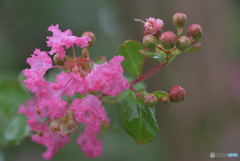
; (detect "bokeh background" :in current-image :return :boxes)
[1,0,240,161]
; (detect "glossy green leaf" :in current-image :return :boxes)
[143,51,167,63]
[119,40,144,78]
[119,90,159,144]
[0,79,30,149]
[152,90,168,99]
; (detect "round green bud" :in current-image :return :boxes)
[143,34,158,49]
[177,36,191,51]
[173,12,187,28]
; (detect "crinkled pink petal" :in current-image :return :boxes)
[70,95,110,128]
[19,99,48,132]
[77,132,103,158]
[25,49,52,76]
[86,56,129,96]
[53,71,86,97]
[22,49,66,119]
[144,17,164,35]
[22,80,67,119]
[32,130,70,160]
[75,36,91,48]
[23,49,52,93]
[35,82,67,119]
[47,24,91,59]
[70,95,109,158]
[20,99,69,160]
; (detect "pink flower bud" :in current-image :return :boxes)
[82,31,96,46]
[188,24,202,41]
[168,85,185,102]
[159,31,177,49]
[176,36,191,51]
[144,17,164,35]
[144,93,157,105]
[173,12,187,28]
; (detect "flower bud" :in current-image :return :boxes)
[53,54,66,66]
[81,48,89,58]
[82,31,96,46]
[173,12,187,28]
[144,93,157,105]
[144,17,164,35]
[159,31,177,49]
[188,24,202,41]
[168,85,185,103]
[176,36,191,51]
[143,34,158,49]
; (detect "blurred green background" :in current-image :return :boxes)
[1,0,240,161]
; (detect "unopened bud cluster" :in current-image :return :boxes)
[143,86,185,105]
[139,12,202,53]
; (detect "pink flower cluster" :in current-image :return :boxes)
[19,25,129,160]
[144,17,164,35]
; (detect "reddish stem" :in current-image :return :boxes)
[130,46,177,88]
[130,63,165,88]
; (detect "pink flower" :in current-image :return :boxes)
[70,95,110,158]
[54,71,86,97]
[32,129,70,160]
[86,56,129,96]
[35,82,67,119]
[144,17,164,35]
[19,99,70,160]
[77,132,103,158]
[47,24,91,59]
[19,99,48,131]
[19,24,129,160]
[23,49,52,93]
[70,95,110,131]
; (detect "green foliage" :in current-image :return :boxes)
[119,90,159,144]
[0,79,30,149]
[143,51,167,63]
[168,55,177,64]
[152,91,169,99]
[119,40,144,78]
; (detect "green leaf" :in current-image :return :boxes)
[152,90,168,99]
[119,40,144,78]
[119,90,159,144]
[168,55,177,64]
[143,51,167,63]
[0,78,30,149]
[152,90,169,104]
[171,49,181,56]
[2,115,29,146]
